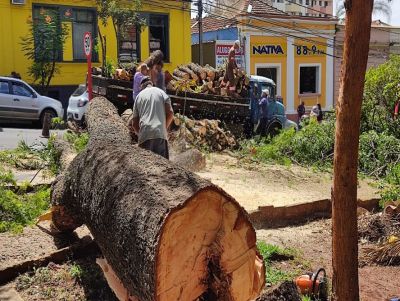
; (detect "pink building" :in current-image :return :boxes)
[306,0,333,17]
[334,20,400,103]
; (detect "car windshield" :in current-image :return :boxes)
[72,85,86,96]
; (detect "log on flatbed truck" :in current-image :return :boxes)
[52,97,265,301]
[91,75,296,137]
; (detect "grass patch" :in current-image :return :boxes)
[69,263,85,280]
[64,131,89,153]
[15,258,118,301]
[0,137,61,175]
[0,167,50,233]
[257,241,307,285]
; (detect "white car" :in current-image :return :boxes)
[0,76,63,126]
[67,84,88,123]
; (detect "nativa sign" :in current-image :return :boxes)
[252,45,285,55]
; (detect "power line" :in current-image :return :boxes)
[206,0,336,44]
[282,0,400,36]
[200,0,396,56]
[149,0,341,58]
[147,0,391,58]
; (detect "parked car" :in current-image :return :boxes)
[67,84,88,124]
[0,76,63,126]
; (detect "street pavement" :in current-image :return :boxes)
[0,125,63,150]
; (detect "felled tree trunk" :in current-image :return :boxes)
[51,97,265,301]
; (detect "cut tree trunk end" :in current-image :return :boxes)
[51,97,265,301]
[332,1,373,300]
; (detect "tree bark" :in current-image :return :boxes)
[51,97,265,301]
[332,1,373,300]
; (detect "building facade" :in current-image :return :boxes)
[237,4,336,117]
[0,0,191,104]
[191,1,336,118]
[271,0,333,17]
[334,21,400,103]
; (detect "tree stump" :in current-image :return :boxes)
[51,97,265,301]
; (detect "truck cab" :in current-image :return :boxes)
[246,75,295,137]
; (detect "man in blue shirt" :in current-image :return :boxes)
[257,89,270,137]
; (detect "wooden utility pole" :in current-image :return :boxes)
[198,0,204,65]
[332,0,373,300]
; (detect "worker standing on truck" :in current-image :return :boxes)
[133,64,149,100]
[225,40,240,95]
[256,89,270,137]
[132,76,174,159]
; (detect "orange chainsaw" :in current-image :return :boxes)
[295,268,328,301]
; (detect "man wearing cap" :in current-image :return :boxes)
[132,76,174,159]
[257,89,270,137]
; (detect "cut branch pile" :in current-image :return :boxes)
[362,238,400,266]
[51,97,265,301]
[170,114,237,152]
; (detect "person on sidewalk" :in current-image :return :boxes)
[132,76,174,159]
[317,103,323,122]
[133,64,149,101]
[297,101,305,125]
[256,89,270,137]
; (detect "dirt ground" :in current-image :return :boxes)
[257,218,400,301]
[0,224,90,270]
[196,153,379,211]
[0,153,393,301]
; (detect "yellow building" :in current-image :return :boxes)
[237,2,336,118]
[0,0,192,103]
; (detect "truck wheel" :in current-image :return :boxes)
[267,122,282,138]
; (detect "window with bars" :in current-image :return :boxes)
[148,14,169,61]
[32,5,97,62]
[299,66,320,94]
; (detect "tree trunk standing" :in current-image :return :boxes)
[332,1,373,300]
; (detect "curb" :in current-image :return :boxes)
[248,198,381,229]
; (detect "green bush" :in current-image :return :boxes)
[0,168,50,233]
[253,119,335,168]
[359,130,400,178]
[362,55,400,138]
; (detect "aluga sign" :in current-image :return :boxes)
[215,41,244,68]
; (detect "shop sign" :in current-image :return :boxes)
[215,41,244,68]
[250,43,287,56]
[294,43,326,56]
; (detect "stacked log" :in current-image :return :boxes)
[51,97,265,301]
[167,63,249,98]
[171,114,237,151]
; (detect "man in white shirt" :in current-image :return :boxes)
[132,76,174,159]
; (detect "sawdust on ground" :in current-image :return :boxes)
[196,153,379,212]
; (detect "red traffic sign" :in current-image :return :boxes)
[83,32,92,58]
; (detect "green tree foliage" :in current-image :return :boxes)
[362,55,400,138]
[20,11,68,95]
[95,0,144,66]
[0,168,50,233]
